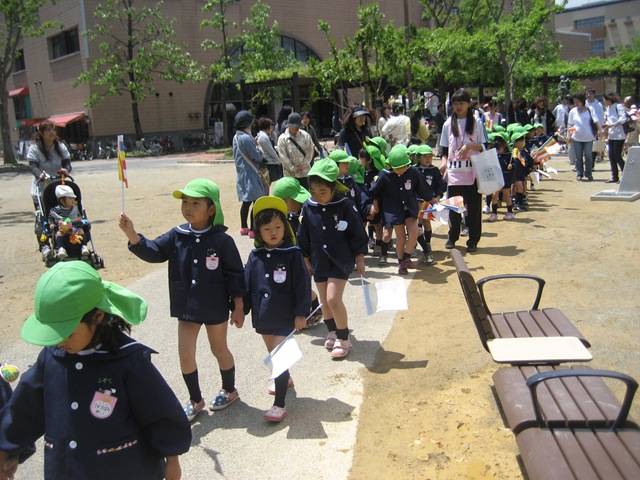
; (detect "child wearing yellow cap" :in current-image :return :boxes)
[0,261,191,479]
[119,178,246,422]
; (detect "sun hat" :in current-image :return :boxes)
[233,110,253,130]
[352,106,371,118]
[366,136,388,155]
[328,149,350,163]
[506,123,521,133]
[388,145,411,169]
[55,185,76,199]
[407,144,420,156]
[308,159,349,192]
[21,261,147,346]
[272,177,310,204]
[493,125,505,133]
[252,196,296,246]
[365,145,387,172]
[510,130,527,143]
[173,178,224,226]
[287,113,303,128]
[417,144,433,155]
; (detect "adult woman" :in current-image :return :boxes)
[301,111,323,158]
[530,97,556,135]
[409,107,430,144]
[377,104,391,136]
[624,95,639,149]
[233,110,267,237]
[568,93,599,181]
[438,89,488,253]
[275,105,293,137]
[256,117,283,183]
[27,120,72,207]
[277,112,315,190]
[337,105,372,156]
[602,93,627,183]
[483,100,503,130]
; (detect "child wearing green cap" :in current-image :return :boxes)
[511,133,534,212]
[298,159,368,358]
[487,136,516,221]
[359,146,384,254]
[414,145,446,265]
[369,145,431,275]
[119,178,246,422]
[0,261,191,480]
[244,197,311,422]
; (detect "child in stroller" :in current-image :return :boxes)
[48,184,90,259]
[35,176,104,269]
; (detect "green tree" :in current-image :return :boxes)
[1,0,59,165]
[74,0,204,140]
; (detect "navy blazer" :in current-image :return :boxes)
[244,242,311,331]
[369,166,430,225]
[297,195,368,277]
[415,165,447,201]
[0,333,191,480]
[129,224,246,323]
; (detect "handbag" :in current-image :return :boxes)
[592,140,606,153]
[471,146,505,195]
[234,135,270,194]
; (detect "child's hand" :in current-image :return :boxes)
[508,164,513,170]
[0,451,18,480]
[294,315,306,332]
[369,204,378,215]
[118,213,140,245]
[304,257,313,276]
[356,254,365,276]
[230,308,244,329]
[164,456,181,480]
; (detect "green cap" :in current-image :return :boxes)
[493,125,505,133]
[524,124,534,132]
[272,177,310,204]
[308,159,349,192]
[348,157,365,184]
[328,150,350,163]
[506,123,521,133]
[417,144,433,155]
[21,261,147,346]
[173,178,224,226]
[407,144,420,155]
[365,145,386,172]
[533,123,544,129]
[388,144,411,169]
[367,136,388,155]
[510,130,526,143]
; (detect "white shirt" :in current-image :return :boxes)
[586,98,605,125]
[568,106,597,143]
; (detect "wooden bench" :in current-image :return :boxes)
[494,368,640,480]
[450,249,591,365]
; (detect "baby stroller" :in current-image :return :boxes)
[34,174,104,269]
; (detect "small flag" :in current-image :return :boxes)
[362,278,408,316]
[264,330,302,380]
[117,135,128,188]
[440,195,466,214]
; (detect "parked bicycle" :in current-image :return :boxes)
[158,135,175,154]
[95,140,115,160]
[66,141,92,161]
[182,133,208,152]
[134,138,162,156]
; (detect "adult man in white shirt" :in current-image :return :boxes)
[585,89,605,162]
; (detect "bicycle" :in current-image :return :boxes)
[135,138,162,156]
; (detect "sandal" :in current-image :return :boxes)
[264,405,287,422]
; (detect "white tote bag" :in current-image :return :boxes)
[472,147,505,195]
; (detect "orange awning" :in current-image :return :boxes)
[8,87,29,97]
[47,112,87,127]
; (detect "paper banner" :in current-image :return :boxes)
[264,330,302,380]
[362,278,408,316]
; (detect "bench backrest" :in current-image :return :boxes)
[450,249,495,351]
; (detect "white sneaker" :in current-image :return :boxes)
[56,247,68,259]
[41,246,52,261]
[81,245,90,256]
[482,205,490,214]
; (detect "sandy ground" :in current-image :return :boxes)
[1,150,639,479]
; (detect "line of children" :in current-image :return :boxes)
[119,178,245,422]
[369,145,431,275]
[359,144,384,254]
[0,261,191,479]
[244,196,310,422]
[486,135,516,221]
[510,131,535,212]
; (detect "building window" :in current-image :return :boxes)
[590,39,605,55]
[13,50,26,72]
[50,28,80,60]
[13,96,30,121]
[280,35,320,63]
[575,16,604,29]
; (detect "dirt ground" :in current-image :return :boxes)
[1,151,639,479]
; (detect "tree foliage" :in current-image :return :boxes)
[74,0,204,140]
[1,0,60,165]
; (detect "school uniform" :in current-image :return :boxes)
[297,195,368,281]
[128,223,245,324]
[0,332,191,480]
[0,381,36,464]
[363,170,382,225]
[340,175,372,220]
[244,241,311,335]
[415,165,447,201]
[513,147,534,182]
[498,153,516,188]
[287,212,302,232]
[369,166,430,226]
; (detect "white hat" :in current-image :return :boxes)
[55,185,76,199]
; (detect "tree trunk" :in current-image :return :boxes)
[0,90,17,165]
[131,98,144,140]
